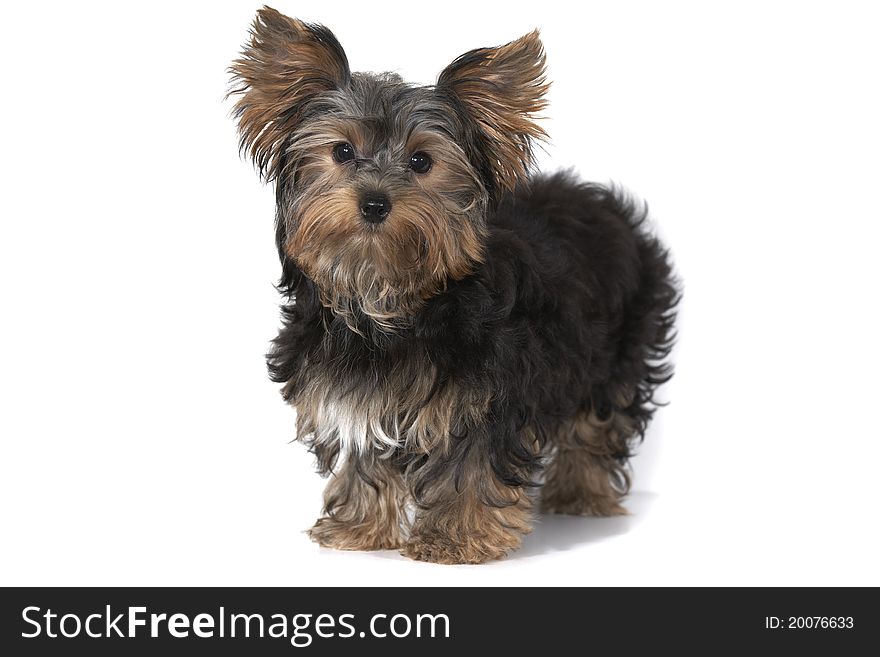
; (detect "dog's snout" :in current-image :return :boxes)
[360,193,391,224]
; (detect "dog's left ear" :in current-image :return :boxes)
[438,31,549,194]
[229,7,351,181]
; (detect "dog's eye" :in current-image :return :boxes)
[332,142,356,164]
[409,152,432,174]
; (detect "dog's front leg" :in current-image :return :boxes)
[308,453,408,551]
[402,436,535,564]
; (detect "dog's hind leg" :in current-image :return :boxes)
[540,410,633,517]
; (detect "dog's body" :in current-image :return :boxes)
[231,8,678,563]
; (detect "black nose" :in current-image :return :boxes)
[360,194,391,223]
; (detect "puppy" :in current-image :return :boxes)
[229,7,679,564]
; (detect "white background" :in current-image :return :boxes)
[1,1,878,586]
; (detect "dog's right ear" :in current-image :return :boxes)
[229,7,350,182]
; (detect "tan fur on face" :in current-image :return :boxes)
[283,126,487,331]
[438,31,549,193]
[541,411,634,517]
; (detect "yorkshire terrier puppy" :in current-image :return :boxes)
[229,7,679,564]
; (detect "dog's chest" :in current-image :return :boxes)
[290,366,490,455]
[308,396,401,453]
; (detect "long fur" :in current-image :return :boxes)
[269,173,679,491]
[231,7,680,564]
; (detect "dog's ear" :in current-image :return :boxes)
[229,7,350,181]
[438,31,549,194]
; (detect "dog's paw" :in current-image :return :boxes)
[308,517,404,551]
[401,534,518,565]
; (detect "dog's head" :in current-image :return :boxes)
[229,7,548,329]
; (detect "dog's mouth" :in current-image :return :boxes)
[360,220,387,235]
